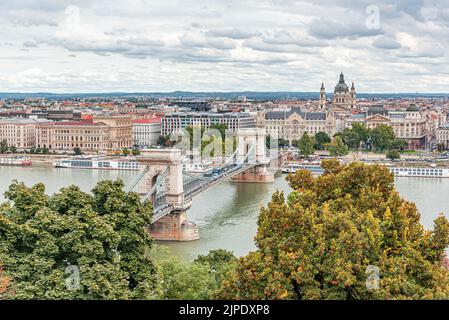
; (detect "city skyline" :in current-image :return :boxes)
[1,1,449,93]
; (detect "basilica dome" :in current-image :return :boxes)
[334,72,349,93]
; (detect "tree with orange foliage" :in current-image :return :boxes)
[0,263,12,299]
[216,159,449,299]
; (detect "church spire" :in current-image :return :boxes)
[319,81,326,110]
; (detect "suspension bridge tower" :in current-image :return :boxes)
[231,128,275,183]
[136,149,199,241]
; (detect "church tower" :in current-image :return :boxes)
[332,72,356,110]
[350,81,356,108]
[319,81,326,110]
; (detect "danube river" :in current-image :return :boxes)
[1,164,449,261]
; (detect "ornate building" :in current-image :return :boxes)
[36,121,110,151]
[344,105,431,149]
[259,107,335,145]
[436,123,449,150]
[93,114,133,150]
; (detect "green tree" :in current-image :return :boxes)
[195,249,237,290]
[151,246,222,300]
[389,139,408,151]
[42,147,49,154]
[209,124,228,141]
[338,128,360,149]
[326,136,349,157]
[0,180,158,299]
[278,138,289,148]
[122,148,130,156]
[437,143,446,153]
[216,160,449,299]
[386,149,400,160]
[371,125,395,152]
[73,147,82,155]
[314,132,331,150]
[337,124,371,150]
[9,145,17,153]
[186,125,205,151]
[295,133,315,158]
[0,140,8,154]
[352,123,371,147]
[131,149,141,156]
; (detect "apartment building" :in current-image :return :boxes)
[162,112,256,135]
[436,123,449,149]
[132,118,161,147]
[345,105,430,149]
[36,121,110,151]
[1,115,132,153]
[0,118,47,149]
[93,114,133,149]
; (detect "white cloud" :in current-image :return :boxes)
[0,0,448,93]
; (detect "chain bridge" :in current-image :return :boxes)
[129,128,283,241]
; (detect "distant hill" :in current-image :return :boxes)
[1,91,448,100]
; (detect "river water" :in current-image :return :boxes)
[1,164,449,261]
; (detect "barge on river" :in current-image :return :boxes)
[282,161,449,178]
[53,156,141,171]
[0,156,32,166]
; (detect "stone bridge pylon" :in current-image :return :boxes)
[137,149,199,241]
[231,128,275,183]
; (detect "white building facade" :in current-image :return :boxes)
[132,118,162,147]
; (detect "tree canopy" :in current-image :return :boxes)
[371,125,395,152]
[0,140,8,154]
[0,179,158,299]
[295,133,315,158]
[151,246,236,300]
[217,159,449,299]
[386,149,400,161]
[314,132,331,150]
[326,136,349,157]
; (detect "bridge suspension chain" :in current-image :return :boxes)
[127,165,150,192]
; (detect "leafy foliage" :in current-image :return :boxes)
[0,140,8,154]
[337,123,370,149]
[326,136,349,157]
[217,160,449,299]
[0,263,12,299]
[386,149,400,160]
[0,180,158,299]
[294,133,315,158]
[371,125,395,152]
[314,132,331,150]
[152,247,236,300]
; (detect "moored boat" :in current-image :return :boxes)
[389,166,449,178]
[53,156,141,171]
[0,156,32,166]
[281,162,324,174]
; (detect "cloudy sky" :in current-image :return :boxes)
[1,0,449,93]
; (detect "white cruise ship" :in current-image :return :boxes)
[281,162,324,174]
[54,156,141,171]
[389,166,449,178]
[0,156,32,167]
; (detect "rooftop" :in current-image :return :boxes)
[133,117,162,124]
[265,107,326,120]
